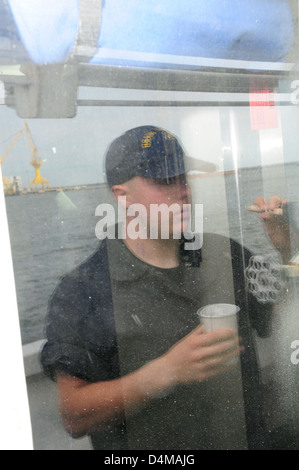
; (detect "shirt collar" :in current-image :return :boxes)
[106,236,149,281]
[105,226,204,284]
[104,232,225,303]
[106,236,203,282]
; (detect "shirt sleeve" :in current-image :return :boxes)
[40,266,120,383]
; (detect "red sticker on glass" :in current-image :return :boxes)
[249,89,278,130]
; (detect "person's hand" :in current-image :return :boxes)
[250,196,291,263]
[161,325,242,385]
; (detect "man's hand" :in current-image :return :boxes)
[160,325,242,386]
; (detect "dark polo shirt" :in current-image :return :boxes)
[41,232,272,450]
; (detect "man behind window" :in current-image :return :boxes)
[41,126,289,450]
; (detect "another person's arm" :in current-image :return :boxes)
[253,195,291,263]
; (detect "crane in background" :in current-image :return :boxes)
[24,121,49,191]
[0,129,24,194]
[1,121,50,194]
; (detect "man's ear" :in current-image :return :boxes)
[111,184,130,208]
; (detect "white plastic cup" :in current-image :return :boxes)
[198,304,240,366]
[197,303,239,333]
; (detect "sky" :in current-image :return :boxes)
[1,0,299,189]
[1,86,299,190]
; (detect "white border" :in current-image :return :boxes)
[0,168,33,450]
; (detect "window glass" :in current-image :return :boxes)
[1,0,299,452]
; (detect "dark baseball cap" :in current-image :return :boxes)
[105,125,217,187]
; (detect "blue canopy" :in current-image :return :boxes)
[6,0,296,67]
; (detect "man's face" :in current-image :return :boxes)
[124,175,192,238]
